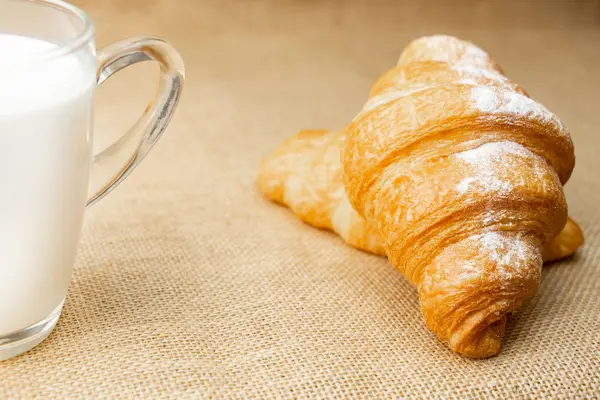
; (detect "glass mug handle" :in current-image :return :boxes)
[87,36,185,207]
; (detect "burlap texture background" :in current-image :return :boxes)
[2,0,599,398]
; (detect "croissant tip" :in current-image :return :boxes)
[449,317,506,359]
[542,217,585,262]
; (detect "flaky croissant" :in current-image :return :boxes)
[258,35,583,358]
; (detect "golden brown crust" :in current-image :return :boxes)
[258,129,330,205]
[257,35,583,358]
[257,129,387,256]
[542,217,585,262]
[419,231,543,358]
[344,35,575,358]
[257,130,582,263]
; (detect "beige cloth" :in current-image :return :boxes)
[2,0,599,398]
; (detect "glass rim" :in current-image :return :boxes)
[2,0,95,61]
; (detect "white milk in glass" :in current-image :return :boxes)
[0,34,95,334]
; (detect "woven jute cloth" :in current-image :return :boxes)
[2,0,599,398]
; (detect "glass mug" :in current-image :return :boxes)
[0,0,184,360]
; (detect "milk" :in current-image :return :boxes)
[0,34,96,334]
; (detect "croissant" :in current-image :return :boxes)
[258,35,584,358]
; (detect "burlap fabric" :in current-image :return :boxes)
[2,0,599,398]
